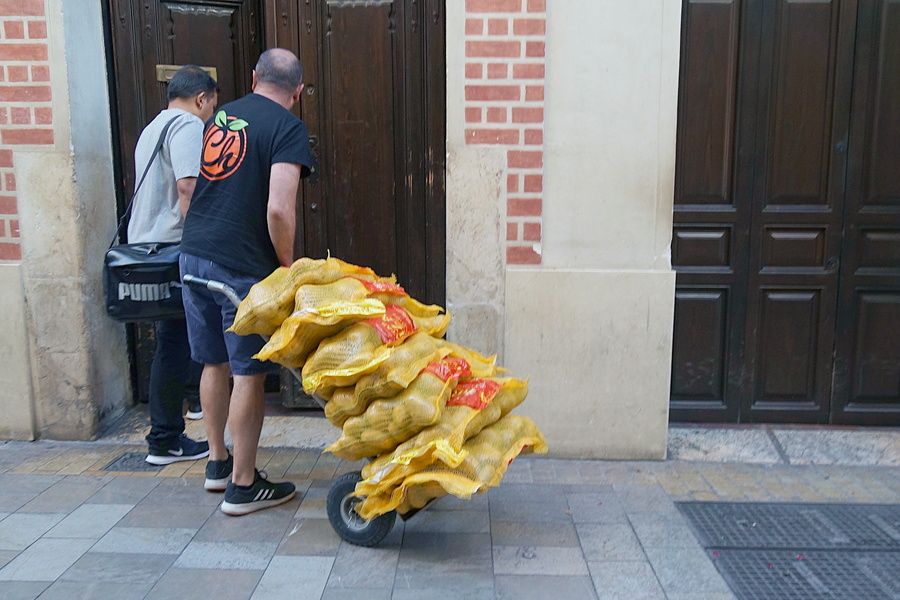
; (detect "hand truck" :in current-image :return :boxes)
[183,273,398,546]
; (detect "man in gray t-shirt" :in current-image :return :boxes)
[129,66,218,465]
[127,108,204,244]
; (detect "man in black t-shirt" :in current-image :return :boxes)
[180,48,314,516]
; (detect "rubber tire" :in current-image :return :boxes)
[326,471,397,547]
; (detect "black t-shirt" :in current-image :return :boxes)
[181,93,313,278]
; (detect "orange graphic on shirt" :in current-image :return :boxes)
[201,110,249,181]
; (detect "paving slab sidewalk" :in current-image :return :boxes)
[0,424,896,600]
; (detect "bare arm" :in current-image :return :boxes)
[267,162,302,267]
[176,177,197,218]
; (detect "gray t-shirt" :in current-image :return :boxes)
[127,108,204,244]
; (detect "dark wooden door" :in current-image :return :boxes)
[671,0,900,425]
[106,0,265,402]
[831,0,900,424]
[105,0,446,402]
[265,0,446,306]
[670,0,750,423]
[739,0,849,422]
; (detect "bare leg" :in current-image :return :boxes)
[201,363,231,462]
[229,373,266,486]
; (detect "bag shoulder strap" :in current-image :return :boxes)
[109,115,180,248]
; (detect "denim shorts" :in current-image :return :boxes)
[179,252,278,376]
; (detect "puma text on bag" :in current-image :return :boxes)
[104,242,183,322]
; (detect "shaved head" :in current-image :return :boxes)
[255,48,304,94]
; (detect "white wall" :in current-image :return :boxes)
[446,0,681,459]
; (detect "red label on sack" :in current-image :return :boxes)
[349,277,407,296]
[365,304,417,345]
[447,378,502,410]
[424,357,473,382]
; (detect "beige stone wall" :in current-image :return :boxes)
[0,264,35,439]
[447,0,681,459]
[0,0,130,441]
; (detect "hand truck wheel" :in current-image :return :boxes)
[326,471,396,547]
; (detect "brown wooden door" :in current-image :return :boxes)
[106,0,266,402]
[831,0,900,424]
[106,0,446,402]
[671,0,900,425]
[739,0,850,423]
[265,0,446,306]
[670,0,750,423]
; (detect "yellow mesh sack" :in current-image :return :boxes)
[253,277,392,368]
[355,376,528,498]
[374,293,445,318]
[252,299,385,368]
[293,277,377,308]
[324,359,464,461]
[354,414,547,520]
[323,386,356,426]
[230,257,384,336]
[324,332,451,428]
[457,377,528,444]
[436,340,507,377]
[302,305,451,394]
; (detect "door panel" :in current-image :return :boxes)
[319,2,399,279]
[832,0,900,424]
[674,0,741,207]
[755,290,821,401]
[670,0,747,422]
[764,0,837,206]
[670,289,730,410]
[741,0,845,423]
[295,0,445,304]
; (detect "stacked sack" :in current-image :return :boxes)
[230,256,548,520]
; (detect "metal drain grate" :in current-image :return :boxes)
[711,550,900,600]
[678,502,900,600]
[679,502,900,550]
[100,452,163,472]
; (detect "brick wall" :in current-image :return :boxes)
[0,0,52,261]
[464,0,545,266]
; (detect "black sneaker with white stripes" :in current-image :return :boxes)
[220,470,296,516]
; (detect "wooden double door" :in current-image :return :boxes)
[105,0,446,402]
[671,0,900,424]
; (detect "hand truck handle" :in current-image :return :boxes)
[182,274,243,309]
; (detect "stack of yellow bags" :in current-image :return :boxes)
[229,256,548,520]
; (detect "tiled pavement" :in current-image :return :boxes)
[0,424,897,600]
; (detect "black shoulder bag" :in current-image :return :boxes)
[103,118,186,322]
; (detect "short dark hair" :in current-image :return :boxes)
[167,65,218,101]
[255,48,304,94]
